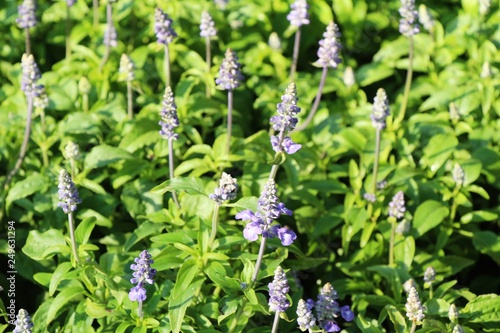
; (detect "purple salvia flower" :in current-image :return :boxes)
[423,266,436,284]
[448,304,459,323]
[210,172,238,204]
[405,286,425,324]
[341,305,355,322]
[277,226,297,246]
[215,48,243,90]
[452,163,465,186]
[316,22,342,69]
[129,250,157,302]
[270,136,301,154]
[371,88,390,130]
[21,53,41,98]
[57,169,81,214]
[155,8,177,45]
[200,11,217,38]
[388,191,405,220]
[159,86,179,140]
[13,309,33,333]
[67,0,76,7]
[363,193,376,203]
[271,83,301,133]
[104,23,118,47]
[33,84,48,109]
[316,283,341,332]
[297,299,316,331]
[287,0,309,27]
[258,179,292,224]
[214,0,228,10]
[119,54,135,82]
[16,0,37,29]
[268,266,290,313]
[64,141,80,160]
[399,0,419,37]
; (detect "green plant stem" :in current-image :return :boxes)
[225,89,234,155]
[251,237,267,285]
[83,93,89,113]
[395,36,414,127]
[70,158,76,179]
[137,300,143,319]
[389,216,396,266]
[289,27,302,81]
[4,96,34,191]
[429,284,434,300]
[68,212,80,264]
[409,322,417,333]
[271,312,281,333]
[127,80,133,119]
[25,28,31,55]
[371,127,382,195]
[66,5,71,59]
[208,204,220,250]
[294,66,328,132]
[93,0,99,28]
[99,2,113,71]
[205,36,211,97]
[164,44,171,88]
[168,138,180,209]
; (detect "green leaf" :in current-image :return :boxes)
[150,231,195,246]
[84,144,134,169]
[46,286,85,325]
[6,173,49,209]
[124,221,166,252]
[172,259,200,298]
[150,177,207,196]
[420,134,458,175]
[23,229,68,261]
[461,210,498,224]
[74,216,96,244]
[356,62,394,87]
[205,262,241,293]
[412,200,449,238]
[368,266,401,302]
[225,196,258,211]
[84,298,115,319]
[462,294,500,326]
[472,231,500,266]
[385,304,407,333]
[169,277,206,333]
[49,262,73,296]
[355,313,383,333]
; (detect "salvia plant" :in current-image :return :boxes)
[1,1,499,333]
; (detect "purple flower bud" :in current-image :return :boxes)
[67,0,76,7]
[200,11,217,38]
[159,86,180,140]
[371,88,390,130]
[316,22,342,69]
[297,299,316,331]
[388,191,405,220]
[423,266,436,284]
[399,0,419,37]
[268,266,290,313]
[363,193,376,203]
[215,48,243,90]
[341,305,355,322]
[104,23,118,47]
[323,320,341,332]
[33,84,48,109]
[271,83,301,133]
[155,8,177,45]
[13,309,33,333]
[21,53,41,98]
[405,286,425,324]
[57,169,81,214]
[119,54,135,82]
[277,226,297,246]
[210,172,238,204]
[16,0,37,29]
[129,250,157,302]
[287,0,310,27]
[316,283,352,332]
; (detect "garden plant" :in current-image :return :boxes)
[0,0,500,332]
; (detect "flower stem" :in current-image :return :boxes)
[65,5,71,59]
[225,89,234,155]
[168,138,180,209]
[251,237,267,285]
[209,204,220,249]
[409,322,417,333]
[99,2,113,71]
[389,216,396,266]
[371,127,381,195]
[205,36,211,97]
[271,311,280,333]
[164,44,171,88]
[137,300,143,319]
[290,27,302,81]
[68,212,80,264]
[294,66,328,132]
[395,36,414,127]
[83,92,89,113]
[25,28,31,55]
[127,80,133,119]
[93,0,99,28]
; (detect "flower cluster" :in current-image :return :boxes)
[452,163,465,186]
[371,88,390,130]
[210,172,238,204]
[64,141,80,160]
[57,169,81,214]
[33,84,48,109]
[270,83,302,154]
[129,250,157,302]
[418,4,435,32]
[159,86,180,140]
[104,23,118,47]
[155,8,177,45]
[235,178,296,246]
[399,0,419,37]
[405,286,425,324]
[268,266,290,313]
[21,53,41,98]
[67,0,76,7]
[17,0,37,29]
[119,54,135,82]
[316,21,342,69]
[423,266,436,284]
[214,0,228,10]
[13,309,33,333]
[200,11,217,38]
[297,283,354,332]
[216,48,244,90]
[388,191,405,220]
[287,0,310,27]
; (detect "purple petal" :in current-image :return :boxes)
[243,221,262,241]
[341,305,355,322]
[129,285,147,302]
[277,226,297,246]
[323,320,341,332]
[282,136,301,154]
[235,210,256,221]
[277,202,292,216]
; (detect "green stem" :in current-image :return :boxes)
[205,36,211,97]
[168,138,180,209]
[409,322,417,333]
[429,284,434,300]
[251,237,267,285]
[371,127,381,195]
[127,80,133,119]
[395,36,414,127]
[289,28,302,81]
[225,89,234,155]
[294,66,328,132]
[66,5,71,59]
[99,2,113,71]
[25,28,31,55]
[389,216,396,266]
[83,93,89,113]
[208,204,220,249]
[68,212,80,264]
[93,0,99,28]
[164,44,171,88]
[137,300,143,319]
[271,311,280,333]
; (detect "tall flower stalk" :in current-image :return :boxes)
[423,266,436,299]
[395,0,419,127]
[159,86,180,209]
[129,250,157,319]
[209,172,238,248]
[64,141,80,179]
[78,76,91,113]
[16,0,36,55]
[268,267,290,333]
[93,0,99,28]
[200,11,217,97]
[155,8,177,88]
[4,54,40,191]
[57,169,82,264]
[294,21,342,132]
[99,0,117,71]
[388,191,405,265]
[216,48,243,155]
[406,286,425,333]
[65,0,75,59]
[119,54,135,119]
[13,308,34,333]
[287,0,310,81]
